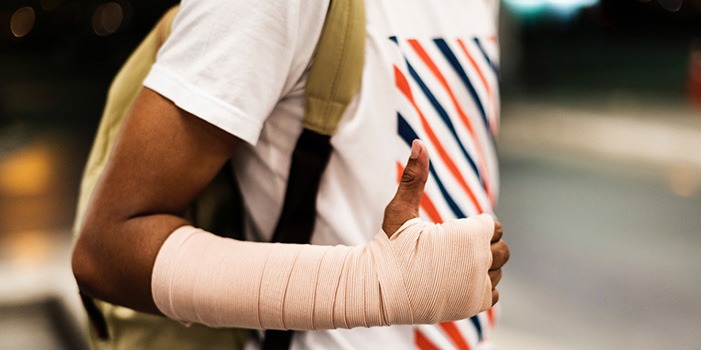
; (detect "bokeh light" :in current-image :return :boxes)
[40,0,64,12]
[0,145,52,197]
[10,7,36,38]
[504,0,599,17]
[91,2,123,36]
[667,163,700,197]
[3,231,52,266]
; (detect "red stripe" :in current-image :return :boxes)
[394,65,484,214]
[408,40,478,135]
[439,322,472,350]
[415,329,440,350]
[487,308,495,327]
[420,194,443,224]
[407,39,494,204]
[396,64,417,101]
[396,161,403,183]
[457,39,491,94]
[396,162,443,223]
[457,38,499,137]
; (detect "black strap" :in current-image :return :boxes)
[80,291,109,340]
[270,129,333,244]
[262,330,294,350]
[262,129,333,350]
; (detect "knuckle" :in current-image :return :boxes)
[400,168,426,187]
[491,225,503,242]
[491,241,509,262]
[488,269,502,287]
[401,171,418,183]
[491,252,505,269]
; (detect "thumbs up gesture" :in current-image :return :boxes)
[382,140,509,306]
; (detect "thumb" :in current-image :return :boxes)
[382,139,430,236]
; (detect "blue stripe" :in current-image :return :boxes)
[397,113,465,219]
[473,38,499,76]
[403,60,485,191]
[470,315,483,341]
[433,39,491,135]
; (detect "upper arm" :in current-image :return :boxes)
[72,0,328,314]
[90,87,238,220]
[73,87,240,313]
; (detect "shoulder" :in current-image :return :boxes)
[144,0,332,145]
[172,0,330,33]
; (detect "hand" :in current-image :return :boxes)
[489,219,509,305]
[382,139,430,236]
[382,139,509,306]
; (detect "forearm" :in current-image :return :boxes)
[151,215,495,330]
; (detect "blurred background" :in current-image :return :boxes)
[0,0,699,349]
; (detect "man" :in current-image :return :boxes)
[72,0,508,348]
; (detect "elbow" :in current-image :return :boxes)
[71,227,110,300]
[71,234,97,296]
[71,220,162,315]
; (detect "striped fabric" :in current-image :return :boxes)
[391,35,501,350]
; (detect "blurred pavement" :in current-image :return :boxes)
[493,98,701,350]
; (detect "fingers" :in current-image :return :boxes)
[382,140,430,236]
[488,268,502,287]
[489,220,508,306]
[491,219,502,242]
[490,239,509,271]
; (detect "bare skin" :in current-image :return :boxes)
[72,87,509,317]
[72,87,238,314]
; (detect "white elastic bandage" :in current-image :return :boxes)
[152,214,494,330]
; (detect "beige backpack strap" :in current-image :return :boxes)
[304,0,365,136]
[156,6,179,48]
[73,6,180,234]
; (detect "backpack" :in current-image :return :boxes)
[72,1,365,349]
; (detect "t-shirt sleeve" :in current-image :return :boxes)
[143,0,329,145]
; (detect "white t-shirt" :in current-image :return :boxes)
[144,0,501,348]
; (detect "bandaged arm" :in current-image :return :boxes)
[152,214,495,330]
